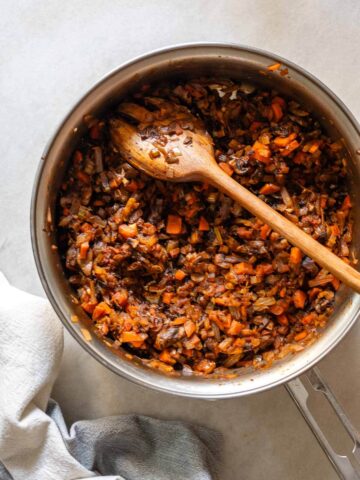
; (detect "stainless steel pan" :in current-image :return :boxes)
[31,44,360,478]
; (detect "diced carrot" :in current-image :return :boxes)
[278,314,289,326]
[272,96,286,108]
[279,287,287,298]
[172,316,187,325]
[309,140,321,154]
[250,121,264,131]
[131,341,145,348]
[184,320,196,337]
[219,162,234,176]
[234,262,255,275]
[79,241,89,260]
[274,133,297,147]
[281,140,300,157]
[301,313,315,325]
[228,320,244,336]
[271,102,283,122]
[342,195,352,210]
[81,301,97,314]
[73,150,83,164]
[295,330,308,342]
[253,140,271,158]
[289,247,302,264]
[92,301,112,320]
[309,288,321,301]
[259,183,280,195]
[121,331,146,343]
[194,359,216,374]
[270,304,284,315]
[293,290,307,309]
[174,269,186,281]
[280,68,289,77]
[293,151,306,164]
[268,62,281,71]
[118,223,138,238]
[237,227,253,239]
[112,290,128,307]
[76,171,90,184]
[166,215,182,234]
[199,216,210,231]
[260,224,271,240]
[159,349,176,364]
[256,263,273,275]
[126,180,139,192]
[162,292,174,304]
[332,277,341,291]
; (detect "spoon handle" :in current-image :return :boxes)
[202,166,360,294]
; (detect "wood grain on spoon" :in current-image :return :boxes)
[110,100,360,294]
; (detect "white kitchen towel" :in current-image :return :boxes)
[0,272,221,480]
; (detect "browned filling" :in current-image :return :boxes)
[57,78,352,375]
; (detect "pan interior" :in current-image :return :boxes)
[32,45,360,398]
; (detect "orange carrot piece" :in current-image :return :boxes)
[256,263,273,275]
[332,277,341,291]
[272,96,286,108]
[281,140,300,157]
[278,314,289,326]
[234,262,255,275]
[271,102,283,122]
[342,195,352,210]
[112,290,128,307]
[76,171,90,184]
[268,62,281,71]
[79,241,89,260]
[293,151,306,164]
[293,290,307,309]
[274,132,297,147]
[121,331,146,343]
[118,223,138,238]
[166,215,182,234]
[219,162,234,176]
[270,304,285,316]
[184,320,196,337]
[260,224,271,239]
[92,301,112,320]
[162,292,174,304]
[199,216,210,231]
[228,320,244,336]
[259,183,281,195]
[159,349,176,364]
[237,227,253,239]
[301,313,315,325]
[73,150,83,164]
[289,247,302,264]
[174,269,186,281]
[172,317,187,325]
[253,140,271,158]
[126,180,139,192]
[249,121,264,131]
[294,330,308,342]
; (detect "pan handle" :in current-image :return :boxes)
[286,367,360,479]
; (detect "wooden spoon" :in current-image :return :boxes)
[110,99,360,293]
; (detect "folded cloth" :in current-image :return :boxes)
[0,273,221,480]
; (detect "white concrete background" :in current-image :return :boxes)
[1,1,360,478]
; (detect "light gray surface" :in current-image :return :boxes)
[1,1,360,479]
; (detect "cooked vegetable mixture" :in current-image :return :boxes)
[57,78,353,375]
